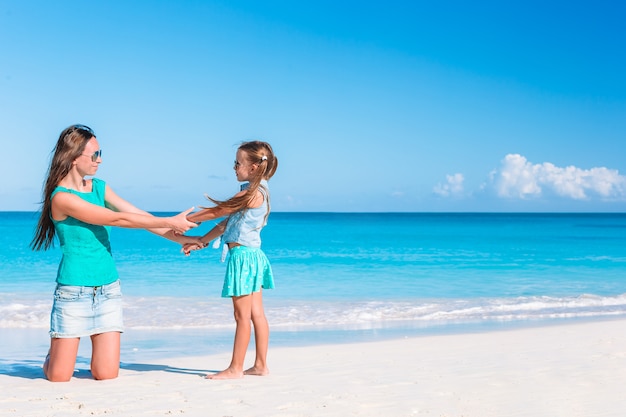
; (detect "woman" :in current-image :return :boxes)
[31,124,198,382]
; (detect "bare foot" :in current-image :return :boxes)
[205,368,244,380]
[244,366,269,376]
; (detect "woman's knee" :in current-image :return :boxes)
[44,364,74,382]
[91,364,119,380]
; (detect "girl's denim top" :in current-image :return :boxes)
[50,178,119,286]
[221,180,269,249]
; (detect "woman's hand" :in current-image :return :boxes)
[170,207,199,234]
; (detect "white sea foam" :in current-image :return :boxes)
[0,299,51,328]
[2,293,626,331]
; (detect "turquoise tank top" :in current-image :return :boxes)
[51,178,119,286]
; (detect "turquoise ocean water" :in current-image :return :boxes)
[1,212,626,364]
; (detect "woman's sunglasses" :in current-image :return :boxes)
[81,150,102,162]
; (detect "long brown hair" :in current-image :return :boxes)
[31,125,95,251]
[206,141,278,217]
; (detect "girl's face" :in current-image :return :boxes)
[73,137,102,177]
[233,149,257,181]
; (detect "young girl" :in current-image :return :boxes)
[184,140,277,380]
[31,124,199,382]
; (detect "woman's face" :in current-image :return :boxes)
[74,137,102,176]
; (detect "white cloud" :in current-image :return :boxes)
[489,154,626,200]
[434,173,465,197]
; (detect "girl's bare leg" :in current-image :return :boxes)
[44,337,80,382]
[207,295,251,380]
[90,332,121,380]
[244,290,270,376]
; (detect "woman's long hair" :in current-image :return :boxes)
[30,125,95,251]
[206,141,278,219]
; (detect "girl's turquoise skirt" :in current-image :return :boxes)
[222,246,274,297]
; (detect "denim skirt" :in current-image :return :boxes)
[222,246,274,297]
[49,279,124,338]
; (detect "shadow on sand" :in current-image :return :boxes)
[0,358,215,380]
[0,359,44,379]
[120,362,216,376]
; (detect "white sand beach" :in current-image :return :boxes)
[2,318,626,417]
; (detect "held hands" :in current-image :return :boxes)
[177,214,226,256]
[182,240,206,256]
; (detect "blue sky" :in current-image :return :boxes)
[2,1,625,212]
